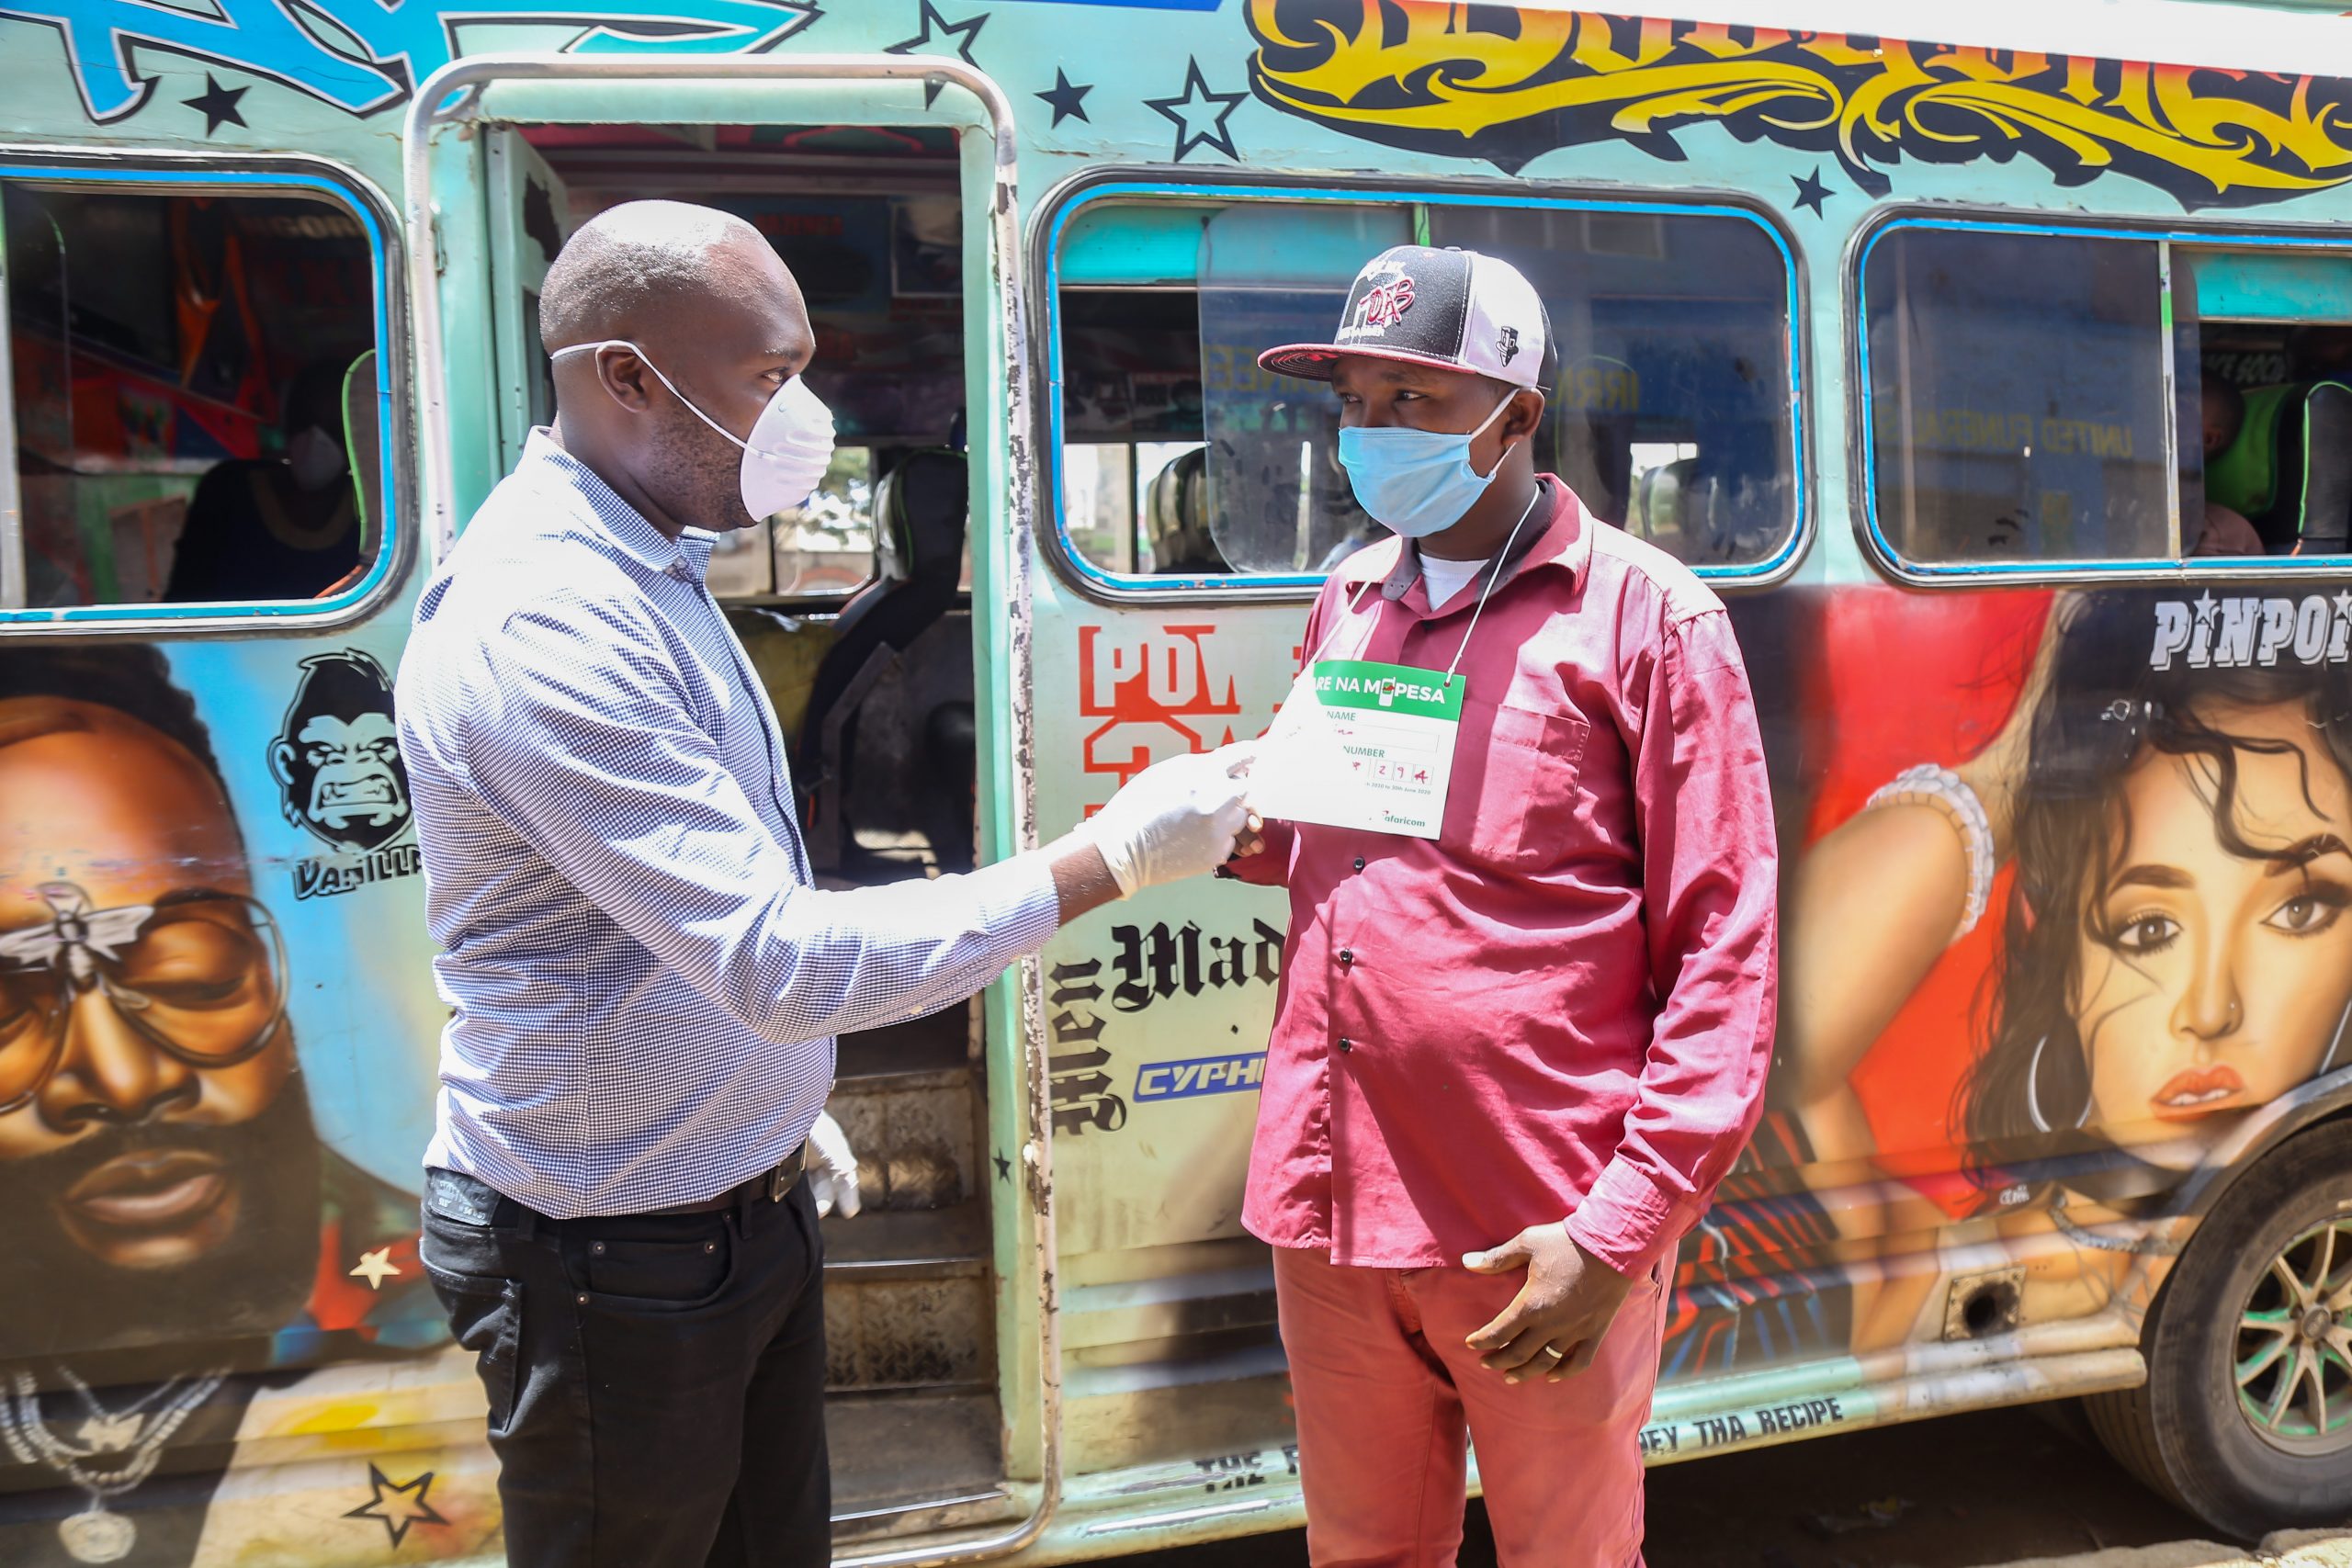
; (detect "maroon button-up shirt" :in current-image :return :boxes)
[1227,479,1778,1274]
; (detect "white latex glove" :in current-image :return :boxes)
[806,1111,862,1219]
[1081,743,1255,897]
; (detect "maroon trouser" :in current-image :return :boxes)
[1272,1246,1668,1568]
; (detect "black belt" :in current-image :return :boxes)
[638,1149,806,1216]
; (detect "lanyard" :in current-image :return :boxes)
[1304,481,1547,690]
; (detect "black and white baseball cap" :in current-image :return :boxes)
[1258,244,1553,390]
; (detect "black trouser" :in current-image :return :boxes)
[420,1168,830,1568]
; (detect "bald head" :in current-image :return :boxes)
[539,199,802,352]
[540,200,816,537]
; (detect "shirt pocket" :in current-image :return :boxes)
[1444,700,1591,873]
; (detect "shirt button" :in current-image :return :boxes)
[1336,1037,1353,1054]
[1352,856,1366,872]
[1338,950,1354,967]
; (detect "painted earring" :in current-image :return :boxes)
[2026,1036,2092,1134]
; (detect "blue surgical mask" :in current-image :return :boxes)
[1336,391,1517,538]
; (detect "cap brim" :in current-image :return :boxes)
[1255,342,1532,387]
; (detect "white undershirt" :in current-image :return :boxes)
[1418,551,1490,610]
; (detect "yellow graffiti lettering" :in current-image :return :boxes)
[1244,1,2352,204]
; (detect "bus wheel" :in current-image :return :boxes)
[2086,1121,2352,1540]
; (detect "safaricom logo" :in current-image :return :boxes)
[2150,592,2352,671]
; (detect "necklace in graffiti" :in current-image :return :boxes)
[0,1366,229,1562]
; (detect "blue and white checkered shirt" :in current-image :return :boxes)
[397,430,1059,1217]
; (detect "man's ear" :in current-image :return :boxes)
[597,347,658,412]
[1504,386,1546,443]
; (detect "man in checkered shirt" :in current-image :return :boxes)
[396,201,1252,1568]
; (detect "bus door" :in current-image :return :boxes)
[485,129,564,473]
[401,57,1057,1555]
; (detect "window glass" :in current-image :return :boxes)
[1056,195,1799,581]
[1864,228,2175,565]
[1864,226,2352,566]
[1059,288,1207,575]
[5,185,383,611]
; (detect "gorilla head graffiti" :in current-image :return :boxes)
[269,650,409,852]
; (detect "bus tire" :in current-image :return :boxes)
[2084,1120,2352,1540]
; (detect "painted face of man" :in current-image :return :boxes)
[2072,697,2352,1168]
[0,698,316,1360]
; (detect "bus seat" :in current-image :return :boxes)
[798,448,971,874]
[2206,379,2352,554]
[1146,446,1231,574]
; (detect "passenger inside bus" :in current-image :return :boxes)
[164,358,362,602]
[1,186,381,610]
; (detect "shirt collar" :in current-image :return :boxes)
[521,427,696,579]
[1335,477,1590,609]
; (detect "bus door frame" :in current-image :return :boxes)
[399,53,1061,1566]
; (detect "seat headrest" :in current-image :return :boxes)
[1145,446,1228,573]
[874,448,968,585]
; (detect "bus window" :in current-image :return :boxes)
[1863,225,2352,569]
[1051,192,1800,584]
[2183,250,2352,558]
[3,184,383,611]
[1864,227,2174,566]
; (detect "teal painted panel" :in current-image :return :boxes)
[1058,203,1203,287]
[2188,249,2352,321]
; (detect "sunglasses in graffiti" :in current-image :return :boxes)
[0,882,288,1114]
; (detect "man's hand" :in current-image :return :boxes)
[1462,1226,1633,1383]
[1081,744,1256,897]
[806,1111,862,1219]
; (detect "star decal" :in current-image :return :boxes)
[886,1,987,108]
[1791,166,1832,218]
[345,1465,447,1548]
[2335,589,2352,624]
[1147,57,1245,164]
[349,1247,402,1290]
[2194,590,2219,627]
[1037,68,1092,129]
[184,73,248,137]
[993,1151,1012,1182]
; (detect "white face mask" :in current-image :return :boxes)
[285,424,348,493]
[552,340,835,520]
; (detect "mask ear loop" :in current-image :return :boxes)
[552,341,820,462]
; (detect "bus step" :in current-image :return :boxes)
[822,1197,988,1280]
[826,1062,979,1211]
[825,1251,990,1392]
[826,1388,1005,1534]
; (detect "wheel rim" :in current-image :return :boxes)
[2234,1216,2352,1456]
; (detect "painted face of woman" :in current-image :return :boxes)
[2072,697,2352,1167]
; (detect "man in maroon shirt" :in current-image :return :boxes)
[1225,246,1779,1566]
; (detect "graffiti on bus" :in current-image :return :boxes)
[0,644,444,1566]
[1666,586,2352,1374]
[1246,1,2352,209]
[3,0,818,125]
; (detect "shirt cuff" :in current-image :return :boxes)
[975,854,1063,967]
[1565,1157,1688,1278]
